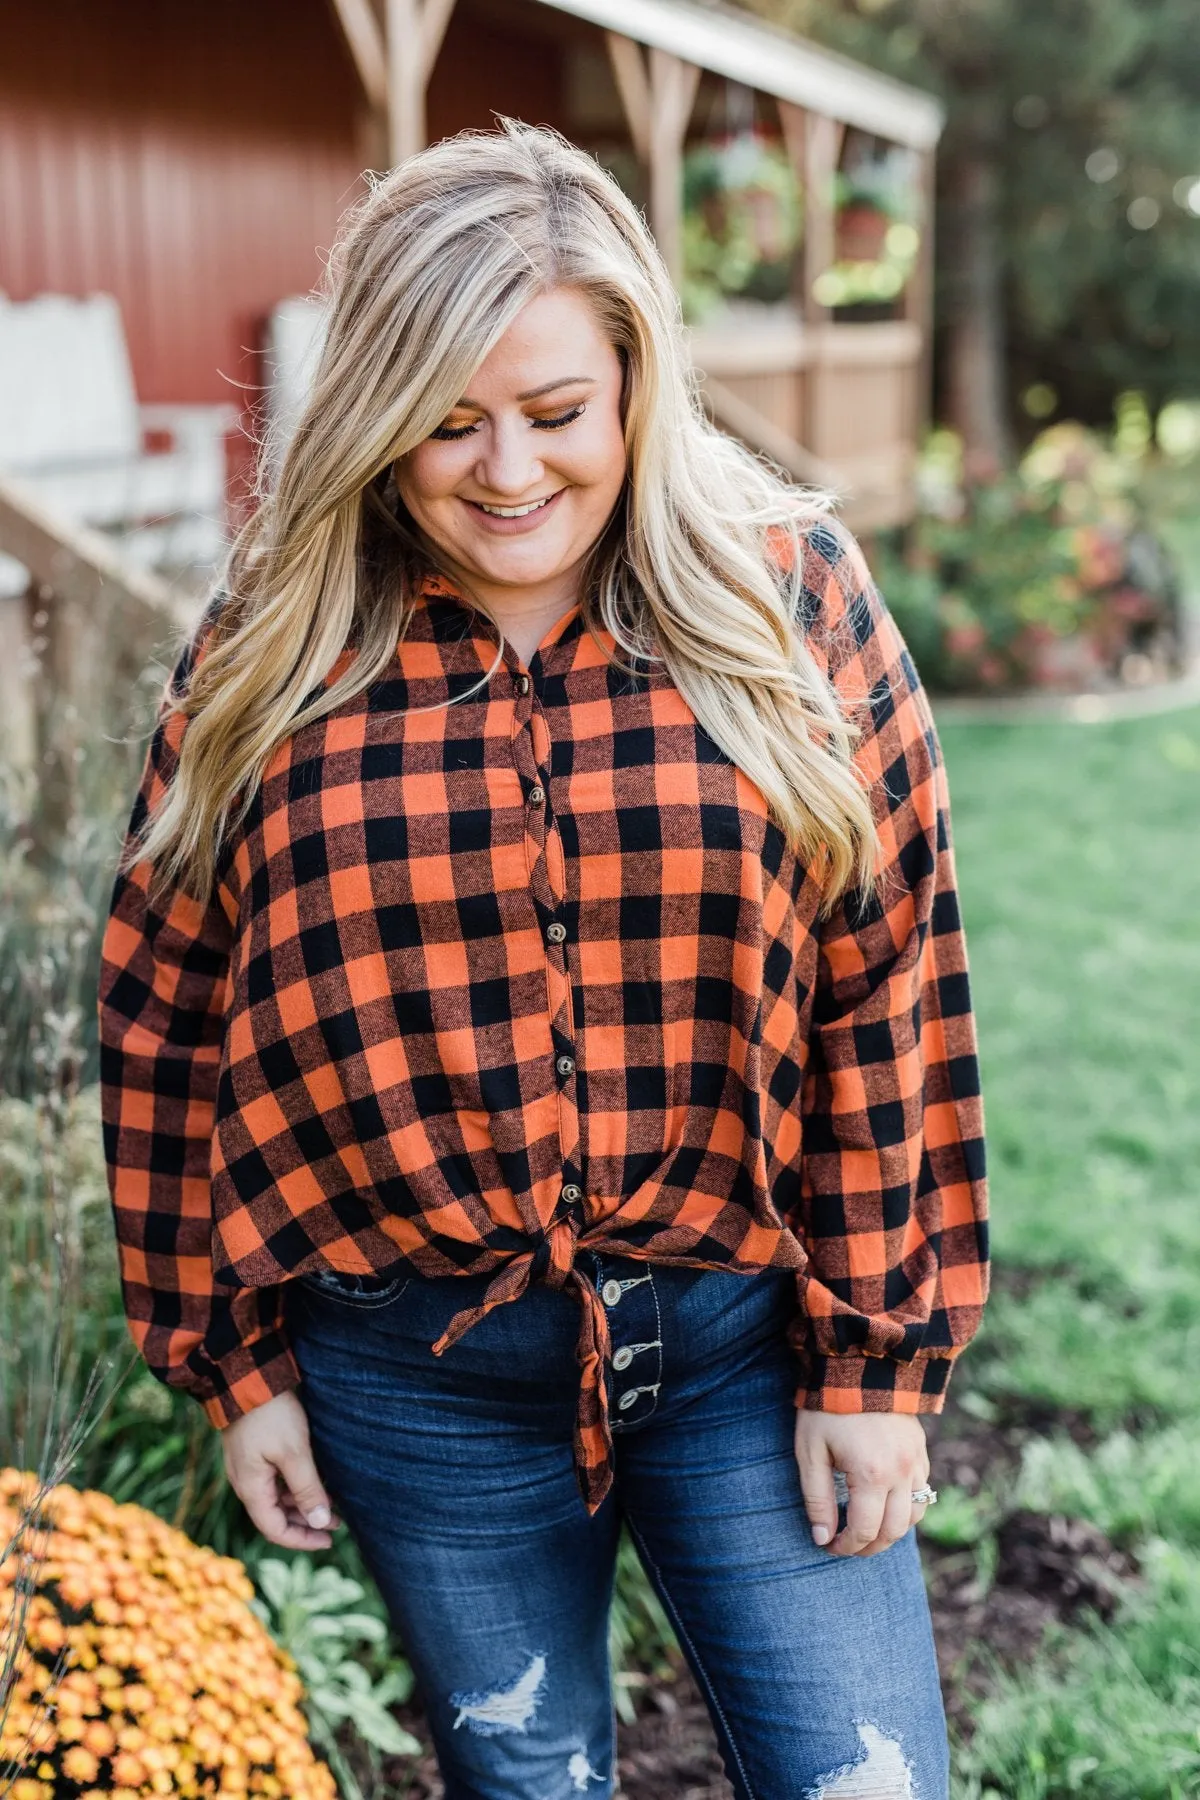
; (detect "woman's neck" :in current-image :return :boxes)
[441,558,585,669]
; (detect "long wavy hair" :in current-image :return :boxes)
[130,120,879,915]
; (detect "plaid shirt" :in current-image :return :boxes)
[97,523,989,1514]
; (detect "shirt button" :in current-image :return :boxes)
[618,1389,640,1411]
[515,674,530,695]
[560,1183,582,1204]
[612,1345,634,1371]
[601,1279,623,1306]
[556,1055,575,1078]
[546,921,567,944]
[528,784,545,805]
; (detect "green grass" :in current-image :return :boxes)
[936,706,1200,1427]
[957,1540,1200,1800]
[935,702,1200,1796]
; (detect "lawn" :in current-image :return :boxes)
[929,701,1200,1798]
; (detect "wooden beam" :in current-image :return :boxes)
[387,0,425,164]
[605,32,652,166]
[647,48,701,285]
[379,0,458,165]
[421,0,457,80]
[327,0,389,111]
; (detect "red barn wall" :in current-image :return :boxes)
[0,0,365,407]
[427,3,568,142]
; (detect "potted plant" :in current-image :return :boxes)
[682,132,802,319]
[834,144,918,263]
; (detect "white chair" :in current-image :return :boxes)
[262,295,329,478]
[0,291,237,595]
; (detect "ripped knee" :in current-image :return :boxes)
[450,1652,548,1736]
[805,1722,916,1799]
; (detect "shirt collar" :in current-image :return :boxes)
[413,568,596,675]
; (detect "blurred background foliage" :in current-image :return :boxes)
[746,0,1200,460]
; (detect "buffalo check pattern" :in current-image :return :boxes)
[97,521,989,1514]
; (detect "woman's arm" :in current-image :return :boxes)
[789,522,990,1551]
[97,608,302,1431]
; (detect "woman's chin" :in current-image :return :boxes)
[459,544,579,593]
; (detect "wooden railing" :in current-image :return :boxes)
[0,475,176,796]
[691,318,922,533]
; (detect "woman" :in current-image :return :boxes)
[98,122,988,1800]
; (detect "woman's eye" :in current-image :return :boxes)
[429,403,585,442]
[531,404,586,432]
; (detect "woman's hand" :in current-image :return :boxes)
[220,1389,344,1550]
[794,1412,931,1557]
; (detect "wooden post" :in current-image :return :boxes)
[903,146,937,439]
[604,33,652,166]
[328,0,389,168]
[387,0,425,165]
[778,102,844,460]
[605,34,698,287]
[330,0,456,168]
[782,106,843,327]
[647,51,700,286]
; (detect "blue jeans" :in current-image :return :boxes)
[283,1254,949,1800]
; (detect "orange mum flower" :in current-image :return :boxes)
[0,1470,337,1798]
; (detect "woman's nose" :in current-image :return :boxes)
[474,418,544,497]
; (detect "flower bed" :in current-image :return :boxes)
[877,424,1186,696]
[0,1470,336,1800]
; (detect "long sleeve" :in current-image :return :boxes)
[97,610,302,1429]
[789,524,990,1414]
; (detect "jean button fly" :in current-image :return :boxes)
[612,1345,634,1370]
[601,1279,623,1306]
[618,1390,640,1411]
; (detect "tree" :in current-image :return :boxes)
[741,0,1200,465]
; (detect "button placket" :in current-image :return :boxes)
[598,1264,664,1429]
[510,677,579,1230]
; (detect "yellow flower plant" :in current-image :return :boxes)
[0,1468,337,1800]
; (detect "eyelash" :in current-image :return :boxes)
[430,403,587,442]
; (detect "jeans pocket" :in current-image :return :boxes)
[296,1266,411,1310]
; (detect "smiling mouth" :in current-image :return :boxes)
[469,494,560,518]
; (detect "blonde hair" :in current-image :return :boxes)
[132,121,878,916]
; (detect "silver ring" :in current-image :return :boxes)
[910,1485,937,1506]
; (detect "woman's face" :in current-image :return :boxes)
[394,286,628,607]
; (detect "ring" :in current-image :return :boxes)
[910,1485,937,1506]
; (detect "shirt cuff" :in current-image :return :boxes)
[199,1336,303,1430]
[796,1350,957,1416]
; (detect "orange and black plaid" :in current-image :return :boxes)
[97,522,989,1514]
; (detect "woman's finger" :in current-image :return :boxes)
[831,1475,887,1556]
[793,1423,839,1547]
[859,1481,917,1556]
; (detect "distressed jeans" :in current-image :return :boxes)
[283,1253,950,1800]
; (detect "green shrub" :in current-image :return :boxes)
[878,424,1184,694]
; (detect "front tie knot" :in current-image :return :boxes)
[430,1215,615,1514]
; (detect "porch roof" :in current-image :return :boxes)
[540,0,944,148]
